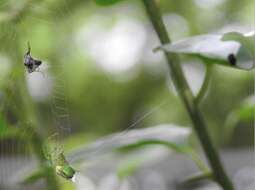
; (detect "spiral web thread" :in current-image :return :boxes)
[49,64,72,133]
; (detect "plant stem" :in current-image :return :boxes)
[195,65,213,104]
[142,1,234,189]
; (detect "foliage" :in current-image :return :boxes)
[224,96,255,141]
[0,0,254,189]
[155,32,255,70]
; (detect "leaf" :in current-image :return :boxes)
[117,158,144,180]
[222,31,255,58]
[95,0,125,6]
[68,124,191,163]
[116,141,189,180]
[155,31,255,70]
[117,139,187,153]
[181,171,214,185]
[224,96,255,140]
[237,99,255,122]
[22,168,47,184]
[73,173,96,190]
[69,124,210,180]
[118,140,210,174]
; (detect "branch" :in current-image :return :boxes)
[142,1,234,189]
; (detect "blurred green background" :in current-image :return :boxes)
[0,0,254,178]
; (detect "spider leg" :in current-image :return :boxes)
[27,41,31,54]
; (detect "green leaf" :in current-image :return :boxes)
[224,96,255,140]
[222,32,255,58]
[117,158,144,180]
[95,0,124,6]
[155,31,255,70]
[22,168,47,184]
[117,139,187,153]
[118,140,210,174]
[181,171,214,185]
[69,124,209,177]
[238,104,255,122]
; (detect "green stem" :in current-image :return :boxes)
[142,1,234,189]
[195,65,213,104]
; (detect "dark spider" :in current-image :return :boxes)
[24,42,42,73]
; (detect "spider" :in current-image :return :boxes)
[24,42,42,73]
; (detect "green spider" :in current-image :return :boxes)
[43,134,76,180]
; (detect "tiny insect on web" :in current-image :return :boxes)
[24,42,42,74]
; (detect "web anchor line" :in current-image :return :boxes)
[72,100,169,161]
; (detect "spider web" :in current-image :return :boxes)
[49,59,72,133]
[0,1,73,189]
[24,0,74,134]
[0,1,170,189]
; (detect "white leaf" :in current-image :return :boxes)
[73,172,96,190]
[160,34,240,60]
[97,174,131,190]
[156,31,255,70]
[69,124,191,163]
